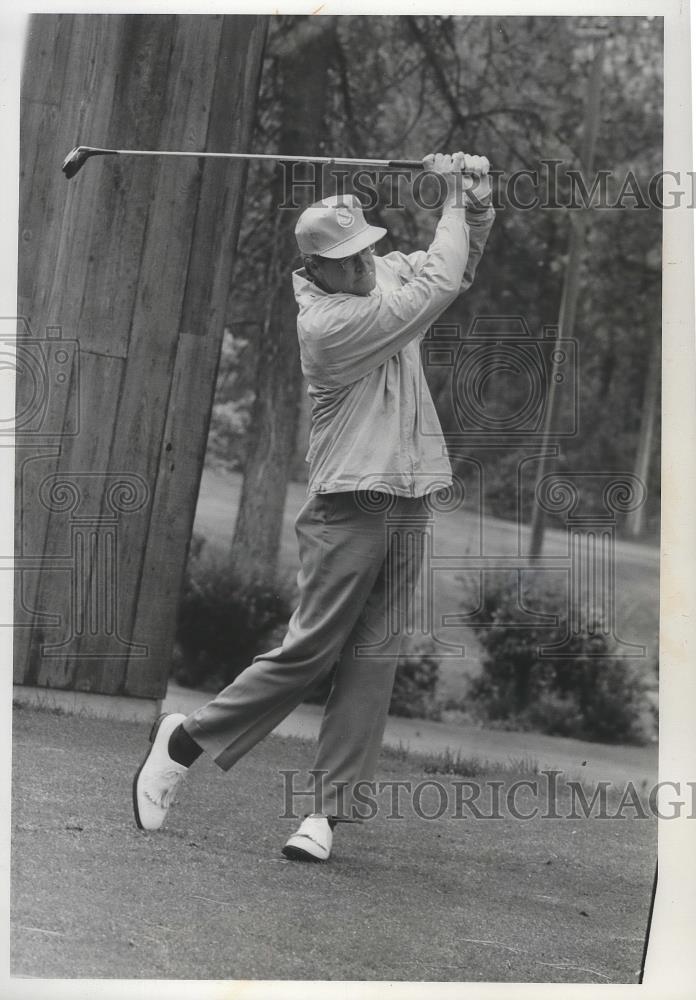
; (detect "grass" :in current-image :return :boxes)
[12,705,656,982]
[382,741,539,778]
[422,750,539,777]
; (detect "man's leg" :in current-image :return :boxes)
[133,492,394,831]
[182,493,394,766]
[305,495,430,823]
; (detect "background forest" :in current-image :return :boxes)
[179,14,662,741]
[206,15,662,565]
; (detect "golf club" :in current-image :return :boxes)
[62,145,485,180]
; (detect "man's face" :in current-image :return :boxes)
[308,245,377,296]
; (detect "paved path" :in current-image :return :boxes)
[164,682,657,787]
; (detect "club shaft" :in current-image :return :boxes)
[74,146,423,169]
[63,145,486,180]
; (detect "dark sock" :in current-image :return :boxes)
[168,723,203,768]
[305,814,338,830]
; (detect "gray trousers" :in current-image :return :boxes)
[183,490,430,818]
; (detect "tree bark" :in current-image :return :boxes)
[627,333,660,537]
[15,14,267,701]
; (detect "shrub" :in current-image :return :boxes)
[463,574,654,745]
[389,640,441,719]
[172,537,292,691]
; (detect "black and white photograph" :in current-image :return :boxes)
[3,1,695,994]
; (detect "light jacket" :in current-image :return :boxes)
[293,200,495,497]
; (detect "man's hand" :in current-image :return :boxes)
[422,152,492,209]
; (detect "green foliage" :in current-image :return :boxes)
[172,536,292,690]
[213,14,662,539]
[389,640,442,719]
[204,329,255,472]
[463,575,654,744]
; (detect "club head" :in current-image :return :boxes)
[61,146,112,179]
[62,147,92,179]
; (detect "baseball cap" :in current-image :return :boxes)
[295,194,387,259]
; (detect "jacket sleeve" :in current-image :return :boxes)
[302,203,495,388]
[460,206,495,291]
[380,248,429,281]
[382,204,494,292]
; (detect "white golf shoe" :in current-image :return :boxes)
[282,814,333,862]
[133,713,189,831]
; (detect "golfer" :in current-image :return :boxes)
[133,151,495,861]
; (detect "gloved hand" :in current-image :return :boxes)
[422,152,492,209]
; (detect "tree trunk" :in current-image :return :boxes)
[231,17,336,590]
[627,333,660,537]
[15,14,267,704]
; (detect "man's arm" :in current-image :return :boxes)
[301,204,471,387]
[382,202,494,293]
[459,204,495,292]
[300,153,494,388]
